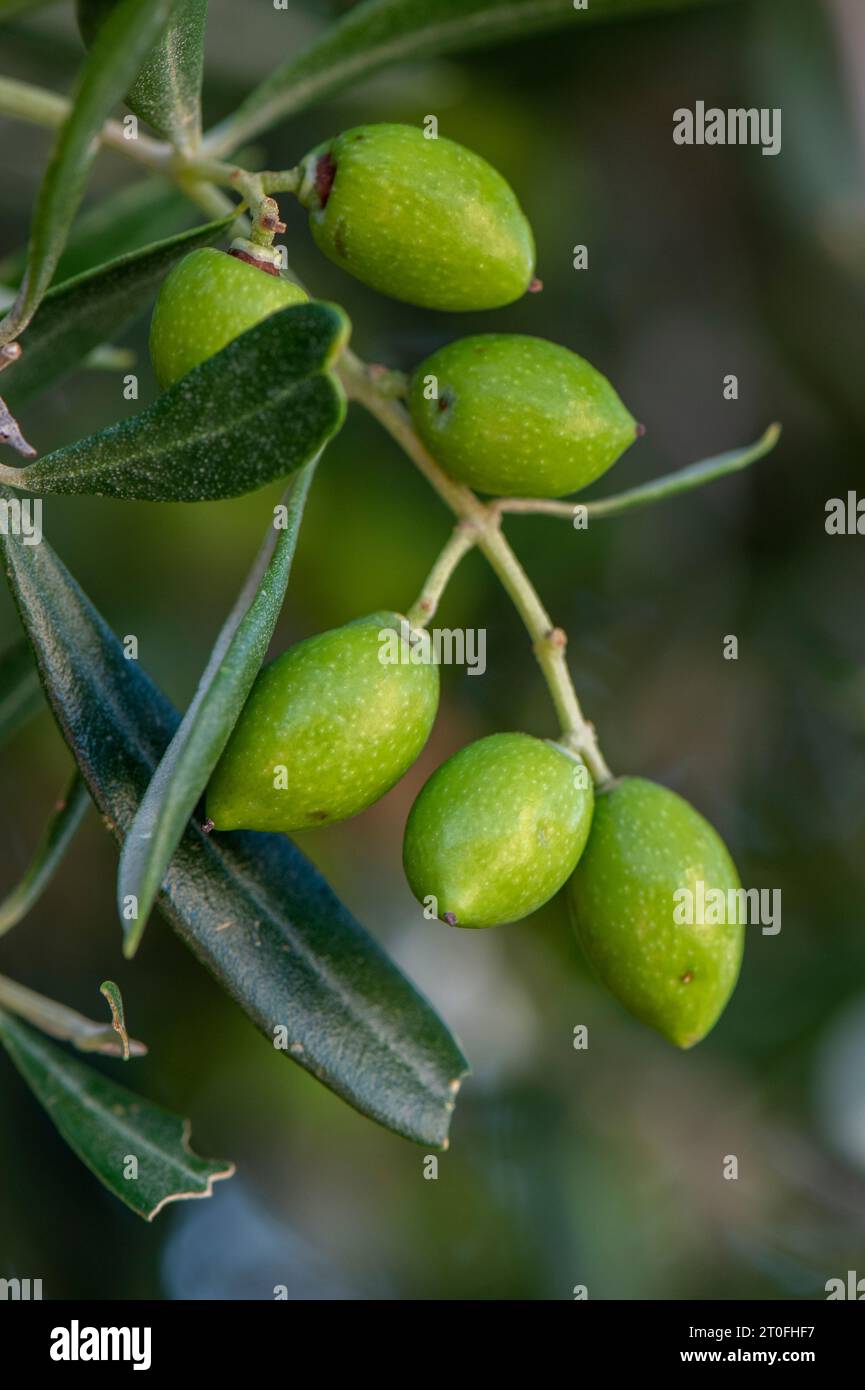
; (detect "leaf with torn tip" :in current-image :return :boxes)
[0,500,469,1149]
[0,1009,232,1220]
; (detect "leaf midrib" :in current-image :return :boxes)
[34,358,336,485]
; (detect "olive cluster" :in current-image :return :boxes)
[148,124,743,1049]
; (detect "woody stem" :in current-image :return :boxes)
[338,350,613,785]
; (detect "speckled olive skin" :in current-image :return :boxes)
[568,777,744,1048]
[409,334,638,498]
[149,247,308,388]
[403,732,594,928]
[207,612,439,832]
[298,124,535,311]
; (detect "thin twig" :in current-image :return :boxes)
[407,521,477,627]
[0,76,173,172]
[338,350,613,784]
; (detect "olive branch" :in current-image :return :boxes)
[0,74,780,787]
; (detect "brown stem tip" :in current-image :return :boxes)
[201,818,215,835]
[227,247,281,275]
[0,393,37,459]
[442,911,458,927]
[528,277,544,294]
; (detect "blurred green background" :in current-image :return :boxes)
[1,0,864,1300]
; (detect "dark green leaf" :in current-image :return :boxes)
[0,1010,232,1219]
[2,215,233,410]
[0,0,181,345]
[0,509,469,1148]
[204,0,735,156]
[0,772,91,939]
[0,179,194,289]
[77,0,208,152]
[0,637,42,745]
[1,302,349,501]
[120,463,316,956]
[0,974,146,1057]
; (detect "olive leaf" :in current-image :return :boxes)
[76,0,208,152]
[0,975,146,1057]
[0,772,91,939]
[0,636,42,745]
[1,215,233,410]
[0,508,469,1148]
[119,463,316,957]
[583,424,782,519]
[0,179,194,290]
[204,0,734,156]
[0,1010,233,1219]
[0,0,181,346]
[0,302,349,501]
[499,425,783,520]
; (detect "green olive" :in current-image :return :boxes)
[403,732,594,928]
[297,123,535,311]
[409,334,638,497]
[207,612,439,832]
[567,777,744,1048]
[149,247,308,388]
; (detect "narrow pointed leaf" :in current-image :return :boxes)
[0,975,146,1057]
[0,178,192,290]
[0,511,469,1148]
[2,215,233,410]
[585,424,782,519]
[0,772,91,938]
[0,1010,232,1219]
[120,464,316,957]
[77,0,208,152]
[0,302,349,501]
[0,637,42,744]
[205,0,734,156]
[0,0,180,346]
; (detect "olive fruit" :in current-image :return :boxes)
[297,124,535,311]
[403,732,594,928]
[149,247,308,388]
[409,334,638,498]
[207,612,439,832]
[567,777,744,1048]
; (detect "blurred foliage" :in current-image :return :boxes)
[1,0,864,1299]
